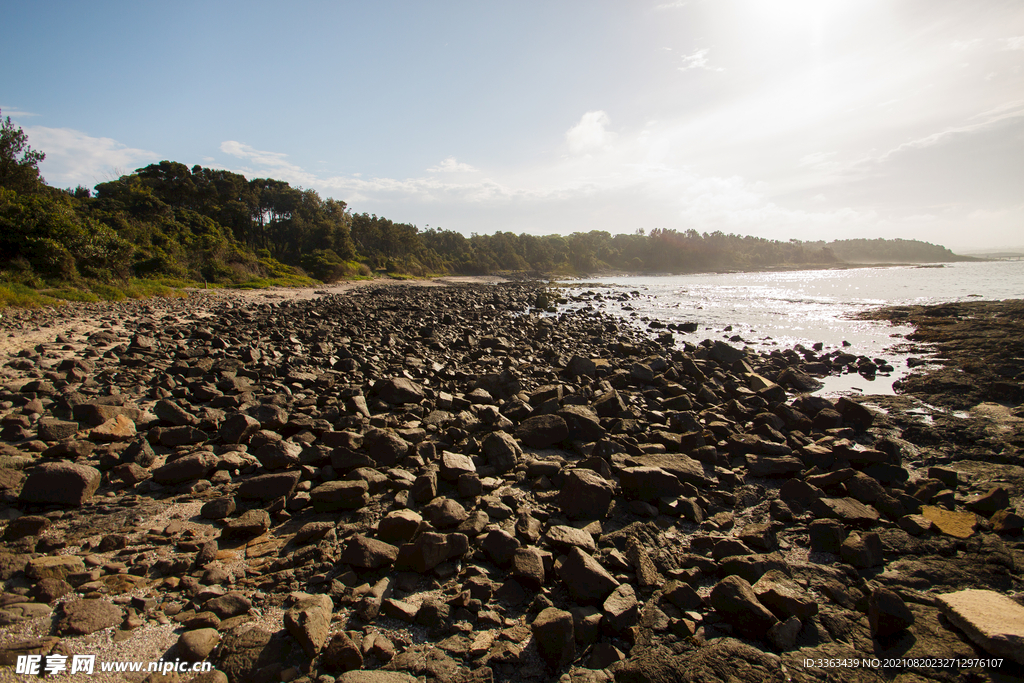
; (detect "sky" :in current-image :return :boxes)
[3,0,1023,252]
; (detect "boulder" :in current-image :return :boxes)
[708,575,778,640]
[19,462,101,506]
[558,548,619,604]
[532,607,575,669]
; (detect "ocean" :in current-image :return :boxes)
[556,260,1024,397]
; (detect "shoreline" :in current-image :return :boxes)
[0,283,1020,682]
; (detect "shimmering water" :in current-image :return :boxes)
[557,260,1024,396]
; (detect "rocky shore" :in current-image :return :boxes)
[0,284,1021,683]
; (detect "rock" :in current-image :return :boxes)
[3,515,50,541]
[835,396,876,429]
[90,414,137,442]
[0,637,61,666]
[808,519,846,553]
[154,399,197,426]
[58,599,123,635]
[221,510,270,540]
[422,497,468,528]
[619,466,683,502]
[397,532,467,573]
[752,570,818,620]
[510,547,545,587]
[708,575,778,639]
[159,425,209,447]
[532,607,575,669]
[810,497,880,525]
[0,602,52,625]
[965,487,1011,516]
[36,418,79,441]
[201,497,236,520]
[336,673,417,683]
[26,555,85,581]
[546,525,596,553]
[517,414,569,448]
[237,471,301,501]
[253,440,302,470]
[481,528,521,566]
[840,531,883,568]
[340,534,399,569]
[921,505,977,538]
[205,592,251,619]
[557,547,619,604]
[376,378,426,405]
[936,589,1024,664]
[767,616,801,651]
[557,405,605,442]
[868,587,914,638]
[362,428,410,467]
[617,637,782,683]
[19,461,101,506]
[560,468,614,520]
[377,509,423,545]
[439,452,475,481]
[284,594,333,657]
[152,452,216,485]
[991,509,1024,534]
[218,413,261,443]
[311,480,369,511]
[602,583,639,632]
[481,430,521,474]
[178,628,221,660]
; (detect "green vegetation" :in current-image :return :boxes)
[0,109,974,309]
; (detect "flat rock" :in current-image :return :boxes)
[921,505,977,538]
[57,599,123,635]
[810,497,880,525]
[937,589,1024,664]
[26,555,85,581]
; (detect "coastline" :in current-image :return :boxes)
[0,283,1020,682]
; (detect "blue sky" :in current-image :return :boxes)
[3,0,1023,250]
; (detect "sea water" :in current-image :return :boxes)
[556,260,1024,397]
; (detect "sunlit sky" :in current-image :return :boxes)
[3,1,1023,251]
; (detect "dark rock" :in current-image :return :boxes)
[560,468,614,520]
[532,607,575,669]
[517,414,569,448]
[19,462,101,506]
[237,471,300,501]
[709,575,779,639]
[558,547,619,604]
[868,587,914,638]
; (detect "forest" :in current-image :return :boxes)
[0,110,973,301]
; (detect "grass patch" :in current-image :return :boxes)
[226,274,320,290]
[0,284,62,309]
[40,288,100,303]
[121,278,190,299]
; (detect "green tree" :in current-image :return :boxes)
[0,109,45,193]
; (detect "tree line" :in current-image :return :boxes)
[0,110,971,290]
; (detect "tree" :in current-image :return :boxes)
[0,109,45,193]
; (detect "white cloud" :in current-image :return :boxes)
[220,140,304,173]
[1002,36,1024,50]
[427,157,478,173]
[678,48,724,72]
[1,107,39,118]
[950,38,983,51]
[25,126,157,188]
[565,111,616,154]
